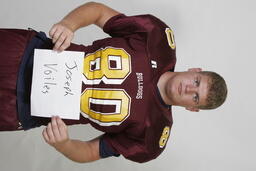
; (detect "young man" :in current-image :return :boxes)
[0,2,227,163]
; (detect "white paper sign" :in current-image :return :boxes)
[31,49,84,120]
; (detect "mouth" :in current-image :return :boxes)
[178,82,182,95]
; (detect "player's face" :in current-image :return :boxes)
[166,70,209,111]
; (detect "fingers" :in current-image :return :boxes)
[49,23,74,52]
[42,116,68,146]
[51,116,61,140]
[42,126,49,142]
[56,116,67,137]
[53,34,70,52]
[42,122,55,144]
[49,24,57,39]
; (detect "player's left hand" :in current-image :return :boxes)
[42,116,70,149]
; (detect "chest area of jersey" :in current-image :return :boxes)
[80,46,152,126]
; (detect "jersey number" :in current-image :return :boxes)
[81,47,131,126]
[159,126,170,148]
[81,28,174,126]
[165,28,176,50]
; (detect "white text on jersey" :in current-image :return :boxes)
[136,73,143,99]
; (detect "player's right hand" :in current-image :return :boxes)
[49,22,74,52]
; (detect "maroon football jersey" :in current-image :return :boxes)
[67,14,176,162]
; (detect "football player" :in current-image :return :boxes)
[0,2,227,163]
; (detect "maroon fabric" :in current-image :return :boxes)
[0,14,176,162]
[0,29,35,131]
[59,14,176,162]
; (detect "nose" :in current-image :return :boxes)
[185,85,198,94]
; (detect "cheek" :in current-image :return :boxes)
[180,95,193,105]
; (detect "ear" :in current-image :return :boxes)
[185,107,200,112]
[188,68,202,72]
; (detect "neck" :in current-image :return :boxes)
[157,71,176,105]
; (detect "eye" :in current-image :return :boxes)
[194,77,200,87]
[193,93,199,104]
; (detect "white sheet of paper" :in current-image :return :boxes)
[31,49,84,120]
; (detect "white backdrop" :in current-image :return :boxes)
[1,0,255,171]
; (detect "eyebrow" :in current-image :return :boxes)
[196,75,201,105]
[195,93,199,105]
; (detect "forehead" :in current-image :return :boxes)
[198,73,211,106]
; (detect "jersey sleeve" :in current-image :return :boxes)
[99,137,120,158]
[103,14,168,39]
[103,14,176,74]
[102,132,163,163]
[103,14,146,38]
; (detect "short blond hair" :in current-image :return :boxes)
[199,71,227,109]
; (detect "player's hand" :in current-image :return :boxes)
[42,116,69,149]
[49,22,74,52]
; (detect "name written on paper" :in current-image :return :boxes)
[41,61,78,96]
[63,61,78,96]
[41,64,58,94]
